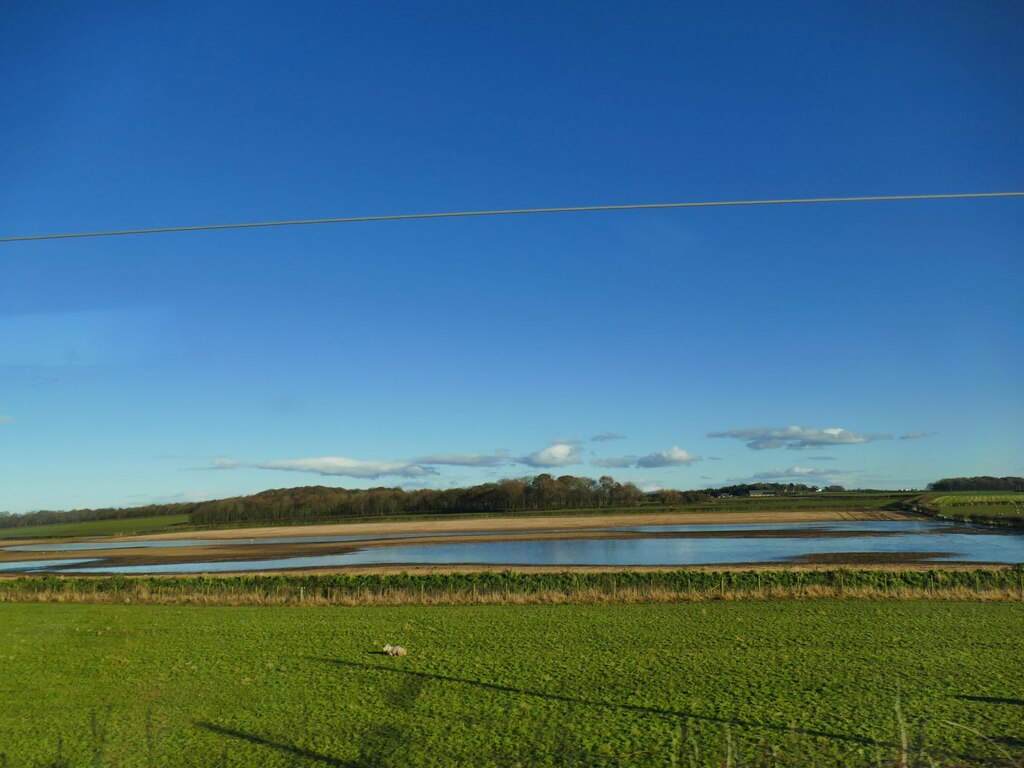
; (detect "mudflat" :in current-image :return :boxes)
[0,509,922,569]
[108,508,908,541]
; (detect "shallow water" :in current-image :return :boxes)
[0,558,102,572]
[1,519,950,553]
[4,532,447,552]
[1,518,1021,574]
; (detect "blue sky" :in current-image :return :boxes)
[1,1,1022,513]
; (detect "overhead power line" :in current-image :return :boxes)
[1,191,1021,244]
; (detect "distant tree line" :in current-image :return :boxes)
[707,482,844,496]
[643,489,714,504]
[186,475,651,526]
[2,475,932,532]
[0,503,189,530]
[0,475,661,529]
[927,476,1024,492]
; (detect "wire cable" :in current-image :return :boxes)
[1,191,1021,244]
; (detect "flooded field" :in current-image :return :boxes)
[2,516,1022,574]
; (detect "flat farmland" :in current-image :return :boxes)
[0,493,913,544]
[1,601,1022,767]
[0,514,191,540]
[926,494,1024,524]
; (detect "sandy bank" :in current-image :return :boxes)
[121,508,908,542]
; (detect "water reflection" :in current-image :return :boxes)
[5,529,1018,574]
[0,558,102,572]
[2,519,952,553]
[4,532,436,552]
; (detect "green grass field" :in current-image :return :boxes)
[0,492,912,541]
[190,492,910,531]
[0,514,191,540]
[675,492,908,513]
[923,493,1024,524]
[1,601,1022,767]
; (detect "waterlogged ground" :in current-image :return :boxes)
[2,516,1023,573]
[0,601,1022,767]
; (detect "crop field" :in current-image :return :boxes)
[1,601,1022,767]
[190,492,915,529]
[0,514,192,540]
[680,493,908,513]
[0,494,911,542]
[925,494,1024,524]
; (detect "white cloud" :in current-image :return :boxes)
[208,455,431,478]
[207,444,568,478]
[521,443,582,467]
[208,440,702,479]
[206,443,513,477]
[253,457,432,478]
[708,426,891,450]
[750,466,849,480]
[414,451,509,467]
[636,446,701,468]
[591,432,626,442]
[594,446,701,469]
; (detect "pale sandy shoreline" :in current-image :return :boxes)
[8,507,907,547]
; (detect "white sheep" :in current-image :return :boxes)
[383,644,407,657]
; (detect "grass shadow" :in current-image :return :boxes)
[197,722,357,767]
[314,657,894,749]
[312,657,1014,764]
[956,695,1024,707]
